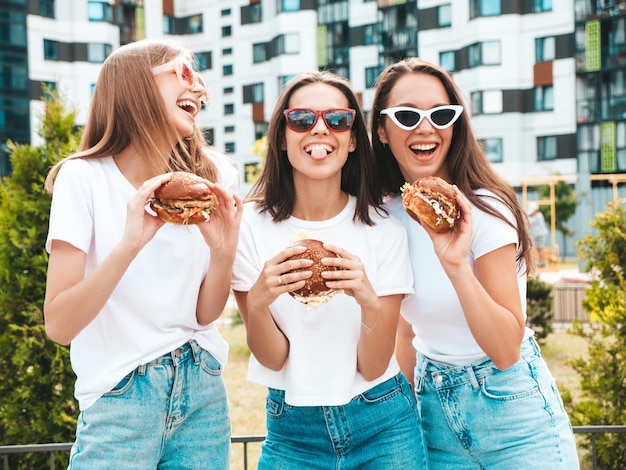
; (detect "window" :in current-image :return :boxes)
[225,125,235,133]
[88,2,113,22]
[222,48,232,55]
[243,83,264,104]
[536,37,555,62]
[241,3,262,24]
[279,0,301,13]
[42,81,57,101]
[223,86,234,94]
[533,0,552,13]
[40,0,55,18]
[470,0,501,18]
[223,64,233,76]
[43,39,58,60]
[438,4,452,27]
[187,15,202,34]
[195,52,212,71]
[480,138,503,163]
[469,41,500,67]
[221,8,231,16]
[225,142,235,153]
[275,33,299,55]
[222,26,232,37]
[534,86,554,111]
[440,51,455,72]
[88,43,111,63]
[365,66,383,89]
[253,43,267,63]
[537,136,557,161]
[224,104,235,115]
[471,90,503,115]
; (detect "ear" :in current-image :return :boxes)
[349,134,356,152]
[280,138,287,151]
[377,125,388,145]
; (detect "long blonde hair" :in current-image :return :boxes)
[45,39,217,192]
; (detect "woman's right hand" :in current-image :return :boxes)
[246,244,312,312]
[121,173,173,254]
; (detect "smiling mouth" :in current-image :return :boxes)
[304,144,334,159]
[410,143,437,156]
[177,100,199,116]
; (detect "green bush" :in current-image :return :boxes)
[0,90,80,468]
[567,200,626,469]
[526,277,554,344]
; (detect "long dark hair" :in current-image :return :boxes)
[371,58,532,270]
[247,70,383,225]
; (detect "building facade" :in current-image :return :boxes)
[1,0,625,251]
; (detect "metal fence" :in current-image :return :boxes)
[2,427,626,470]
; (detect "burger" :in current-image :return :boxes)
[285,239,342,309]
[150,171,215,225]
[401,176,461,233]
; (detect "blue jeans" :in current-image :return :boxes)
[415,337,579,469]
[68,341,231,469]
[258,373,428,470]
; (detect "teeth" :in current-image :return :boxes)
[177,100,198,116]
[410,143,436,151]
[304,144,333,154]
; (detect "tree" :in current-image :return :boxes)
[0,89,81,468]
[537,180,577,258]
[566,200,626,469]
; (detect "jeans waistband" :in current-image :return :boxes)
[138,340,201,374]
[416,336,541,391]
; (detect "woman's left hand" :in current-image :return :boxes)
[319,244,379,309]
[196,182,243,255]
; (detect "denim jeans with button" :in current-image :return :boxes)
[259,373,428,470]
[68,341,231,469]
[415,337,579,469]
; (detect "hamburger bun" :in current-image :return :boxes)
[151,171,215,225]
[402,176,460,233]
[285,239,342,308]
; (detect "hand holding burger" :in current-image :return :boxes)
[402,176,461,233]
[150,171,216,225]
[283,239,342,309]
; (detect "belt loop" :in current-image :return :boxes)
[138,363,147,376]
[465,365,480,390]
[529,336,541,354]
[189,339,201,365]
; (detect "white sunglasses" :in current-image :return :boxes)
[380,105,464,130]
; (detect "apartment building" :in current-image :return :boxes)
[1,0,624,249]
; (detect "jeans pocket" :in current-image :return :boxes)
[198,348,223,376]
[360,378,402,404]
[265,389,286,419]
[480,362,539,401]
[103,369,136,397]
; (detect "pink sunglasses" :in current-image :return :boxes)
[152,56,209,104]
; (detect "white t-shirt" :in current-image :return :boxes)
[231,196,414,406]
[46,155,238,410]
[385,189,532,366]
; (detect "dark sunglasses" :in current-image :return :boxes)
[380,105,463,130]
[283,108,356,132]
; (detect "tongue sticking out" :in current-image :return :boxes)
[310,147,328,159]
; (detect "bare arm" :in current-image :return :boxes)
[322,244,400,381]
[44,174,171,345]
[234,245,312,370]
[425,189,525,369]
[395,315,417,387]
[196,186,242,325]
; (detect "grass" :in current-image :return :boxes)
[219,315,591,470]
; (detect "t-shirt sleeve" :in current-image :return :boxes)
[471,193,519,260]
[45,160,94,254]
[211,152,239,194]
[374,216,414,297]
[231,207,260,292]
